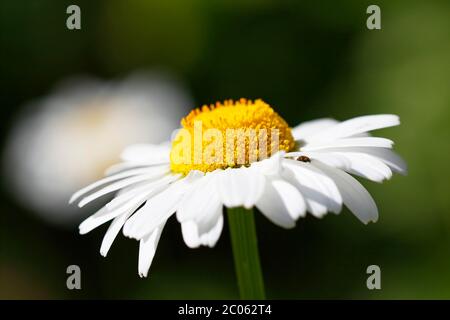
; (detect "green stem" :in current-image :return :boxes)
[227,207,266,300]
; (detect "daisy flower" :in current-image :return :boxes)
[3,71,191,225]
[70,98,406,284]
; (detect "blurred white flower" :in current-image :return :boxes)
[3,71,193,225]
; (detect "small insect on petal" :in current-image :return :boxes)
[296,156,311,163]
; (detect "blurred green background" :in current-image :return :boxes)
[1,0,450,299]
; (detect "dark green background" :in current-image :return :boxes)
[1,0,449,299]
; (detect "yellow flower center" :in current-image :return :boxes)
[170,98,295,174]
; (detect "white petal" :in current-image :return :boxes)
[123,182,185,240]
[105,163,156,176]
[199,211,223,248]
[80,177,179,242]
[285,179,328,217]
[286,151,351,170]
[327,147,407,175]
[332,152,393,182]
[69,165,169,204]
[105,174,180,211]
[138,222,166,278]
[366,148,407,175]
[76,170,168,208]
[181,220,201,248]
[290,151,393,182]
[176,171,222,223]
[291,118,338,141]
[79,207,109,234]
[255,177,304,228]
[121,143,171,164]
[78,182,163,235]
[99,210,133,257]
[216,169,241,207]
[283,159,342,216]
[250,151,283,176]
[244,169,267,208]
[196,206,223,240]
[181,209,224,249]
[272,179,306,220]
[216,168,265,209]
[123,171,203,240]
[313,162,378,224]
[302,137,394,151]
[177,172,224,248]
[79,205,133,235]
[306,114,399,143]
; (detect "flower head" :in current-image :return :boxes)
[71,98,406,277]
[170,98,295,174]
